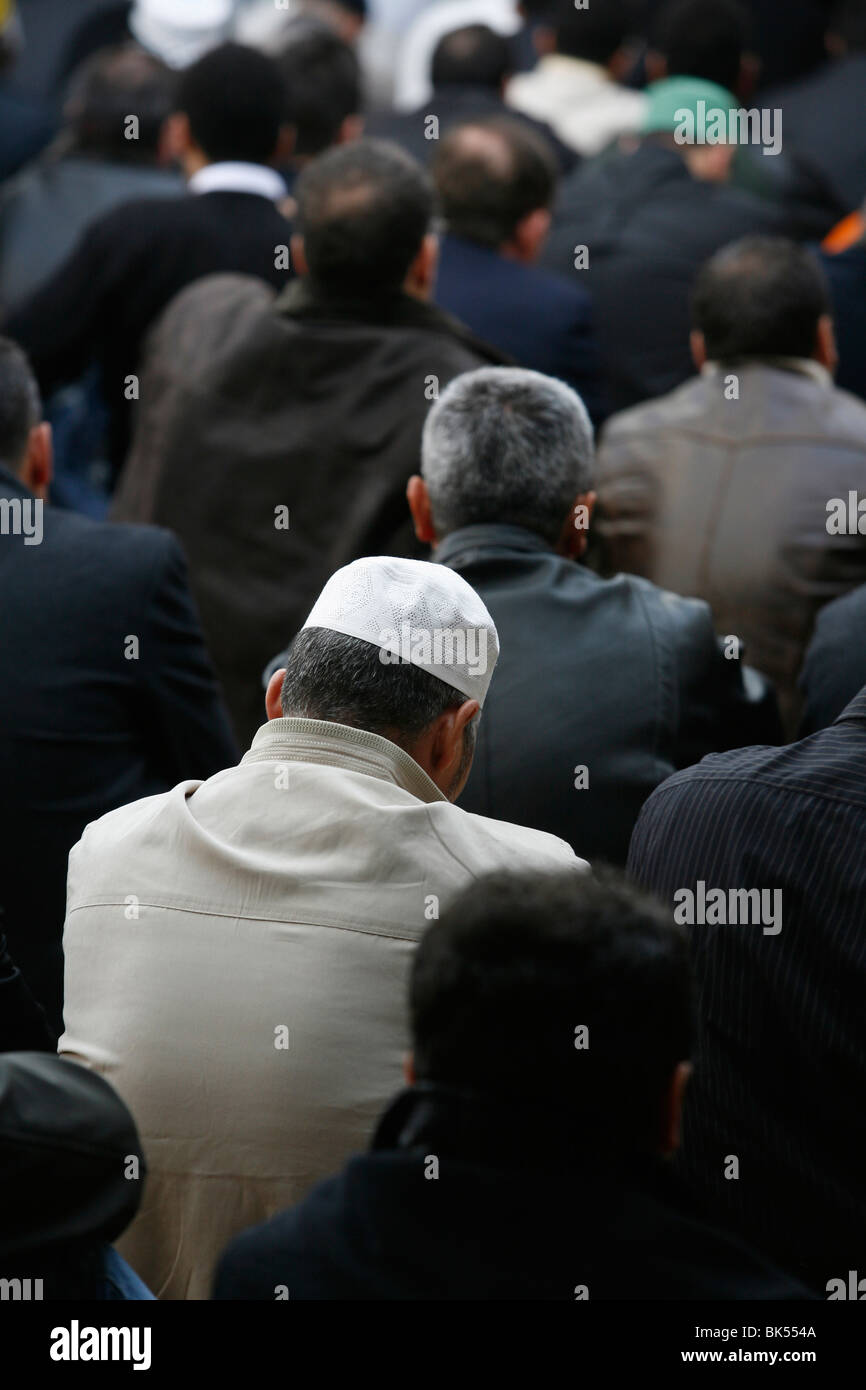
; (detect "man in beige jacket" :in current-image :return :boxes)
[59,556,586,1298]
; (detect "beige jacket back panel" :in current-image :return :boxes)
[59,718,584,1298]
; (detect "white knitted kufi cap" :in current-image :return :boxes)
[130,0,233,68]
[302,557,499,707]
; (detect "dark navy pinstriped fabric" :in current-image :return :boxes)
[627,687,866,1293]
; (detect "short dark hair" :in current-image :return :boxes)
[296,139,433,298]
[433,117,557,248]
[553,0,637,64]
[280,626,464,743]
[410,869,693,1153]
[692,237,831,362]
[830,0,866,50]
[650,0,751,92]
[176,42,285,165]
[65,42,174,163]
[0,337,41,472]
[276,18,361,158]
[431,24,511,88]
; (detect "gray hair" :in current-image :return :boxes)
[421,367,595,545]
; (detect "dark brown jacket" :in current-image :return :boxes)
[594,361,866,735]
[113,275,504,744]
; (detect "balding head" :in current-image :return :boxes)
[432,116,557,255]
[295,138,435,298]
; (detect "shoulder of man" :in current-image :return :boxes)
[427,800,589,877]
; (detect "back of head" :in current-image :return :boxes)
[431,23,511,90]
[280,627,468,748]
[692,237,831,362]
[410,869,693,1155]
[65,41,174,164]
[295,138,433,299]
[176,40,285,164]
[829,0,866,52]
[552,0,637,65]
[433,117,557,249]
[421,366,594,544]
[0,337,40,477]
[276,16,361,158]
[650,0,751,93]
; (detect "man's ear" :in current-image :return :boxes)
[815,314,838,374]
[407,474,437,544]
[337,113,364,145]
[404,232,439,301]
[272,123,296,167]
[644,49,667,84]
[265,668,287,721]
[162,111,193,164]
[290,233,308,277]
[556,491,596,559]
[506,206,551,263]
[20,421,52,500]
[403,1052,416,1086]
[659,1061,692,1155]
[429,697,479,791]
[690,330,707,371]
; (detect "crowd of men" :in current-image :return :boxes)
[0,0,864,1303]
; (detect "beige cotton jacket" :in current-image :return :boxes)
[59,717,586,1299]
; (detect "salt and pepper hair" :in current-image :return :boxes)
[421,367,595,546]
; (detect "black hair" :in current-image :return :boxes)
[830,0,866,50]
[410,868,693,1153]
[650,0,751,92]
[296,139,434,298]
[433,116,557,248]
[65,42,174,163]
[431,24,511,89]
[277,18,361,158]
[0,337,41,472]
[692,237,831,362]
[176,42,285,165]
[280,626,464,743]
[552,0,637,65]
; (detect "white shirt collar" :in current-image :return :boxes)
[188,162,288,202]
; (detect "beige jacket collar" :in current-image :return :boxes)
[242,717,448,805]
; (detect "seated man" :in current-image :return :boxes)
[406,366,778,865]
[112,138,504,745]
[432,117,607,423]
[6,42,294,478]
[59,556,584,1299]
[214,869,808,1300]
[595,236,866,735]
[628,686,866,1292]
[0,337,236,1033]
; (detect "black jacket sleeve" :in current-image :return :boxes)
[670,599,783,766]
[138,530,240,782]
[0,925,56,1053]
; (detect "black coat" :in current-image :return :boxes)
[0,466,238,1030]
[542,143,787,412]
[798,584,866,735]
[819,241,866,404]
[768,55,866,213]
[5,189,294,475]
[628,687,866,1293]
[439,525,780,865]
[214,1085,810,1300]
[435,234,609,423]
[112,277,506,746]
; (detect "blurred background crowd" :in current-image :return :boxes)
[0,0,865,1306]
